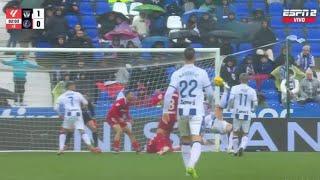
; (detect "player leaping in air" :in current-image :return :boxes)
[162,47,215,179]
[228,73,258,157]
[106,90,141,153]
[146,91,179,155]
[55,81,101,155]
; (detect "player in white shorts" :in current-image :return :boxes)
[162,47,214,179]
[228,73,258,156]
[54,81,101,155]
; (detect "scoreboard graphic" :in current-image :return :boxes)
[5,8,45,30]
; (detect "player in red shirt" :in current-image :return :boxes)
[106,91,141,153]
[146,91,178,155]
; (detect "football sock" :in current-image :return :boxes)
[240,135,248,150]
[65,132,73,145]
[92,132,98,147]
[181,143,191,168]
[220,134,228,151]
[228,132,233,150]
[188,141,202,168]
[232,136,239,152]
[59,133,66,151]
[81,133,91,146]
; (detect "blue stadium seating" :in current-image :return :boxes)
[290,43,302,55]
[238,43,252,52]
[273,28,287,40]
[309,42,320,56]
[96,1,111,15]
[304,1,318,8]
[35,41,52,58]
[81,16,97,28]
[235,4,250,16]
[65,15,79,28]
[270,16,285,28]
[288,28,306,39]
[268,2,283,16]
[85,28,99,39]
[248,80,257,89]
[306,30,320,39]
[190,43,203,48]
[251,2,266,12]
[263,90,280,101]
[261,79,276,91]
[79,2,94,15]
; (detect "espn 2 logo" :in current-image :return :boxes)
[282,9,318,23]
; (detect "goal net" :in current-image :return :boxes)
[0,47,221,152]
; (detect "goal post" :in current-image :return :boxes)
[0,47,222,152]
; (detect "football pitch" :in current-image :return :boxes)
[0,152,319,180]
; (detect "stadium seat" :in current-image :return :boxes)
[273,28,287,40]
[190,43,203,48]
[129,2,143,16]
[306,29,320,39]
[166,16,183,29]
[85,28,99,39]
[304,1,318,8]
[35,41,52,58]
[270,16,285,28]
[251,2,266,12]
[95,1,111,15]
[288,28,306,39]
[238,43,252,52]
[263,90,280,101]
[79,2,94,15]
[268,2,283,16]
[290,43,302,55]
[113,2,128,15]
[309,42,320,56]
[248,80,257,89]
[81,16,97,28]
[234,3,250,16]
[261,79,276,91]
[65,15,79,28]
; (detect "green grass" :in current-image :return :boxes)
[0,152,319,180]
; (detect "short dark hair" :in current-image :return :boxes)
[239,73,249,84]
[184,47,195,61]
[65,81,75,89]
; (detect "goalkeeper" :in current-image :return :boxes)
[146,91,179,155]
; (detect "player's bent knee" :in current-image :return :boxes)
[191,135,202,142]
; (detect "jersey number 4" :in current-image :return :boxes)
[179,80,197,98]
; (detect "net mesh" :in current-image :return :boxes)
[0,48,220,151]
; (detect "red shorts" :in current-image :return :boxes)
[146,133,172,153]
[106,117,128,128]
[158,114,176,133]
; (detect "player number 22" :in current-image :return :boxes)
[179,80,197,98]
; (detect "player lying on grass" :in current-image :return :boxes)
[64,94,100,148]
[146,92,179,155]
[55,81,101,155]
[106,90,141,153]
